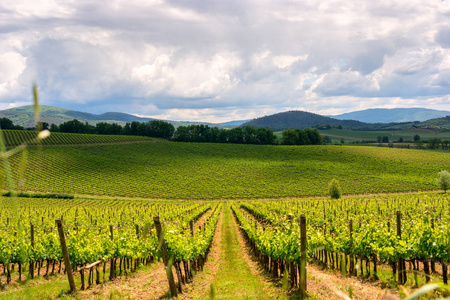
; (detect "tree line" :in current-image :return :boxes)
[48,119,175,139]
[1,116,325,146]
[172,125,277,144]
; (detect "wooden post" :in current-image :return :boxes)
[190,220,194,236]
[298,215,307,299]
[109,225,115,280]
[153,215,178,297]
[287,214,295,287]
[56,219,76,293]
[396,211,406,285]
[349,220,354,276]
[30,224,35,279]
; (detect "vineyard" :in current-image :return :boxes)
[0,197,221,295]
[1,134,450,299]
[232,193,450,292]
[4,142,450,199]
[0,130,152,147]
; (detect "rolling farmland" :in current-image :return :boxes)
[4,141,450,199]
[1,133,450,299]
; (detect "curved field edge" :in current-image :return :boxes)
[1,129,152,146]
[4,142,450,199]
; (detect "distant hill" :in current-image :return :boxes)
[240,111,377,131]
[418,116,450,130]
[218,119,250,127]
[331,108,450,123]
[0,105,227,129]
[0,105,155,128]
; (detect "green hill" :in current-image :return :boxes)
[5,141,449,199]
[331,108,450,123]
[0,105,228,129]
[418,116,450,130]
[0,105,156,128]
[239,110,397,130]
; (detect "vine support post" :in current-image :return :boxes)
[396,211,406,285]
[189,220,194,236]
[349,220,354,276]
[56,219,76,293]
[153,215,178,297]
[30,223,34,279]
[298,215,307,299]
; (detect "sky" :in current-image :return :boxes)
[1,0,450,123]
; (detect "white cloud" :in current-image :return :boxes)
[0,0,450,120]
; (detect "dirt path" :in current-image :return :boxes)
[76,207,225,300]
[306,264,399,300]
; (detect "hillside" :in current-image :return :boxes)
[418,115,450,130]
[0,105,228,129]
[1,129,152,147]
[240,110,387,130]
[0,105,155,128]
[6,141,449,199]
[331,107,450,123]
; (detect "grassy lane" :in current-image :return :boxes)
[208,203,272,300]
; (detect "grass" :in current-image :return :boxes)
[207,203,273,299]
[317,128,450,142]
[3,142,450,199]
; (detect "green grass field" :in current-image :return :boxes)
[317,128,450,142]
[4,140,450,199]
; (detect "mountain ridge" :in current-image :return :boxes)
[330,107,450,123]
[1,105,449,130]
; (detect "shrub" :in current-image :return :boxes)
[437,170,450,193]
[328,179,342,199]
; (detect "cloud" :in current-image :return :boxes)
[0,0,450,121]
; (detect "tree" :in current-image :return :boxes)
[427,138,441,150]
[382,136,389,143]
[59,119,93,133]
[281,129,299,145]
[437,170,450,193]
[305,128,322,145]
[414,134,421,142]
[0,117,17,130]
[322,136,332,144]
[328,179,342,199]
[255,127,276,145]
[49,124,59,132]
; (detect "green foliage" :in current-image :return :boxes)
[437,170,450,192]
[281,128,322,145]
[2,191,74,199]
[241,110,370,131]
[2,143,450,199]
[0,197,221,271]
[328,179,342,199]
[0,117,23,130]
[233,192,450,280]
[173,124,276,145]
[1,129,151,147]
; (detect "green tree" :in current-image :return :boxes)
[427,138,441,150]
[322,136,332,144]
[437,170,450,193]
[281,129,299,145]
[328,179,342,199]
